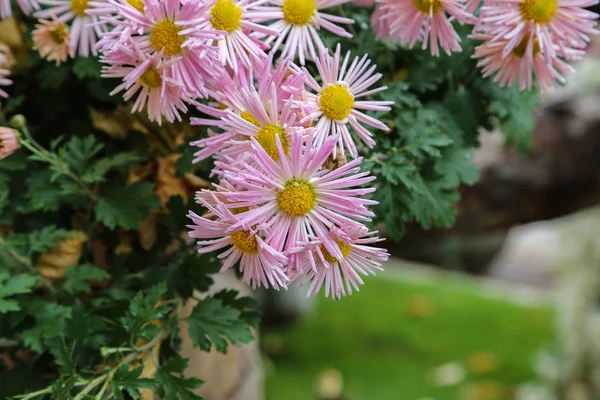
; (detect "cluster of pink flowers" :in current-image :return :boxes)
[184,46,391,298]
[371,0,599,90]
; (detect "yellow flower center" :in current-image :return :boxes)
[49,24,68,44]
[230,230,259,254]
[256,124,289,161]
[240,110,260,127]
[413,0,442,14]
[210,0,243,33]
[512,34,541,58]
[126,0,145,12]
[150,20,186,57]
[321,240,352,263]
[319,85,354,121]
[519,0,557,24]
[139,68,162,89]
[282,0,315,25]
[70,0,90,16]
[277,179,315,216]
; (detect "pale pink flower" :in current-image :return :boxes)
[289,225,388,298]
[258,0,355,64]
[178,0,280,72]
[371,4,393,39]
[218,132,377,269]
[477,0,598,63]
[0,53,10,107]
[298,44,392,159]
[354,0,375,6]
[187,192,289,290]
[376,0,476,56]
[101,43,190,124]
[0,127,19,160]
[32,16,73,65]
[472,32,577,90]
[191,58,308,162]
[34,0,107,57]
[1,0,38,19]
[104,0,223,98]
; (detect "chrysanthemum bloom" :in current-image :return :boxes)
[187,192,289,290]
[0,53,11,107]
[289,225,388,298]
[101,43,190,123]
[34,0,107,56]
[259,0,354,64]
[472,32,576,90]
[220,132,377,269]
[88,0,147,52]
[1,0,38,19]
[371,3,393,39]
[377,0,476,56]
[298,44,392,159]
[191,59,308,162]
[105,0,223,97]
[0,127,19,160]
[178,0,280,72]
[32,17,73,65]
[477,0,598,63]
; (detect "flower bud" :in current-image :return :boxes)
[0,127,19,160]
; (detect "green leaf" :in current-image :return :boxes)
[112,364,160,399]
[82,152,141,184]
[156,358,204,400]
[62,264,110,294]
[0,272,38,313]
[60,136,104,175]
[187,290,258,353]
[72,57,102,80]
[38,63,69,90]
[28,226,70,255]
[95,182,161,230]
[64,300,107,349]
[20,303,72,351]
[120,282,172,342]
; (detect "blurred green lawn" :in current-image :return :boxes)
[262,269,554,400]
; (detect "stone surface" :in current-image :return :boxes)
[178,272,263,400]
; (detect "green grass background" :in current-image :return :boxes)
[263,270,554,400]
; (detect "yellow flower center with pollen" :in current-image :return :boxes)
[321,240,352,263]
[50,24,67,44]
[413,0,442,14]
[139,68,162,88]
[211,0,243,33]
[240,110,260,127]
[512,34,541,58]
[282,0,315,25]
[277,179,316,216]
[519,0,557,24]
[70,0,90,16]
[319,84,354,121]
[150,20,186,57]
[126,0,145,12]
[230,230,259,254]
[256,124,289,161]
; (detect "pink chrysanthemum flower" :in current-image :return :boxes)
[32,16,73,65]
[105,0,223,98]
[377,0,476,56]
[191,59,308,162]
[259,0,354,64]
[298,44,392,159]
[187,192,289,290]
[371,4,393,39]
[1,0,38,19]
[178,0,280,72]
[101,43,190,124]
[289,225,388,298]
[0,53,10,108]
[0,127,19,160]
[219,132,377,269]
[472,32,577,90]
[34,0,107,56]
[478,0,599,63]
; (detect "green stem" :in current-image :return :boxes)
[15,387,52,400]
